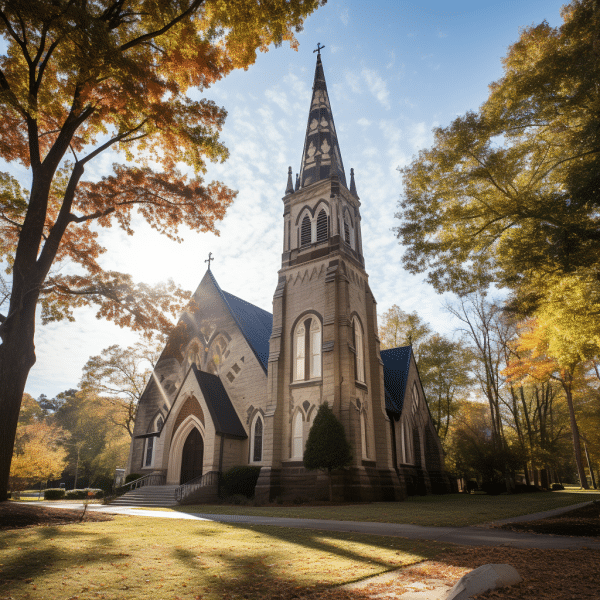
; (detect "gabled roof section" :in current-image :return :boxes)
[380,346,412,415]
[298,53,347,190]
[192,366,247,439]
[207,270,273,373]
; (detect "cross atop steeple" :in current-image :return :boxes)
[205,252,214,271]
[313,42,325,56]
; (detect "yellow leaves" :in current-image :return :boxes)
[9,420,68,488]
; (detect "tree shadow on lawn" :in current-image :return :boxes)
[0,526,119,589]
[171,522,441,599]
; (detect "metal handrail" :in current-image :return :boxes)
[175,470,220,503]
[117,473,166,495]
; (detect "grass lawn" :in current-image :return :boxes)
[0,515,445,600]
[160,489,600,527]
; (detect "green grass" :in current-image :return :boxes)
[157,489,600,527]
[0,515,444,600]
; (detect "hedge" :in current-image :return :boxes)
[220,466,261,498]
[44,488,65,500]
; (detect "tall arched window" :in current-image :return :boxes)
[353,317,365,383]
[292,411,304,459]
[316,209,328,242]
[294,323,306,380]
[144,413,163,468]
[293,316,322,381]
[360,412,368,459]
[301,214,312,246]
[251,414,263,462]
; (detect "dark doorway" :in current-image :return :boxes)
[180,428,204,484]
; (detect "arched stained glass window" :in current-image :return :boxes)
[353,317,365,383]
[293,317,322,381]
[252,415,263,462]
[301,214,312,246]
[316,209,328,242]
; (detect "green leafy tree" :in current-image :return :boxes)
[80,341,162,437]
[303,403,352,501]
[396,0,600,298]
[378,305,431,358]
[0,0,325,500]
[53,389,131,486]
[418,334,474,441]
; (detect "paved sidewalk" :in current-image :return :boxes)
[20,500,600,550]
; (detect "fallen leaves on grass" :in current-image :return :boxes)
[438,547,600,600]
[496,502,600,537]
[0,501,112,529]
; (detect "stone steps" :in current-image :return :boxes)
[110,485,179,507]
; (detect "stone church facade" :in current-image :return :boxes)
[127,53,450,502]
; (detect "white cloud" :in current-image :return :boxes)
[265,88,291,114]
[345,71,362,94]
[357,118,371,127]
[361,68,391,110]
[340,8,349,25]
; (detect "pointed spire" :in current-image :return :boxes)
[285,166,294,195]
[349,168,358,197]
[298,50,347,190]
[295,173,300,191]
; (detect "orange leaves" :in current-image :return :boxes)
[73,165,236,240]
[41,271,190,338]
[502,319,559,385]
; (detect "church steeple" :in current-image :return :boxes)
[298,51,347,189]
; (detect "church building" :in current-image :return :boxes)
[127,52,449,502]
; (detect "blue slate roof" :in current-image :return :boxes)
[380,346,412,416]
[208,271,273,374]
[192,366,247,439]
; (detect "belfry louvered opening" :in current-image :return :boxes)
[344,220,350,244]
[301,215,312,246]
[316,209,328,242]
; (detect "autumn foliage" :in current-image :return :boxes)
[0,0,325,499]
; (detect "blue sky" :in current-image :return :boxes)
[17,0,567,398]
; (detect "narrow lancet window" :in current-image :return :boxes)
[301,214,312,246]
[253,416,263,462]
[295,324,306,380]
[293,412,304,459]
[316,209,328,242]
[353,317,365,383]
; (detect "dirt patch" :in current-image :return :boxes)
[497,502,600,537]
[0,501,113,529]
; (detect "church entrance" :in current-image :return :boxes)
[180,428,204,484]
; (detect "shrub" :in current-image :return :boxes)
[481,481,506,495]
[91,475,114,494]
[125,473,143,484]
[44,488,65,500]
[65,488,103,499]
[552,483,565,491]
[220,466,261,498]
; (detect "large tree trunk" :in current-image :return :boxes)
[561,377,589,490]
[0,302,38,500]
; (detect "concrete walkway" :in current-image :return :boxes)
[20,500,600,550]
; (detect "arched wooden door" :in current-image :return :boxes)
[180,428,204,484]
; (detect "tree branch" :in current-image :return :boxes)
[119,0,204,52]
